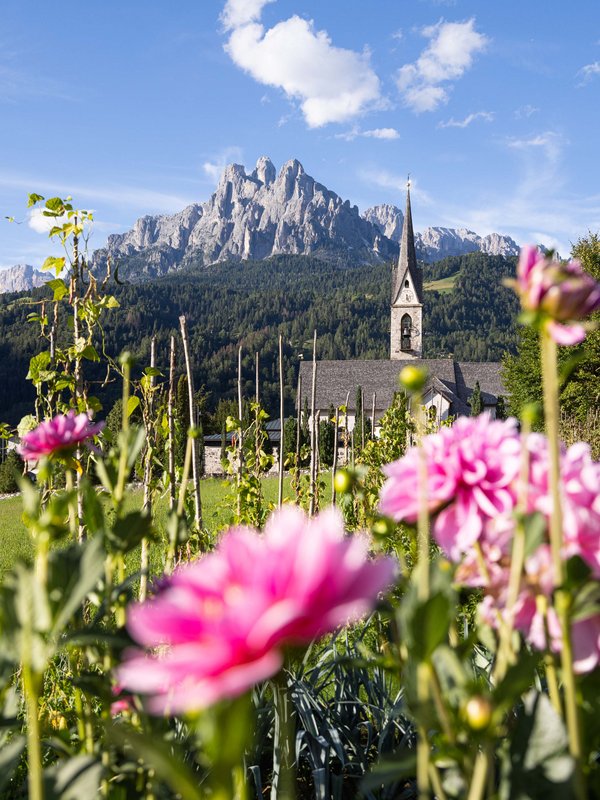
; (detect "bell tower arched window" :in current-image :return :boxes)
[401,314,412,351]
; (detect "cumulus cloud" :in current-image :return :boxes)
[222,3,382,127]
[28,208,69,234]
[336,126,400,142]
[221,0,276,31]
[396,19,488,113]
[438,110,494,128]
[577,61,600,85]
[514,104,539,119]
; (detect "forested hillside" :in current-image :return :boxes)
[0,251,518,425]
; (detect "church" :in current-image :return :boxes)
[297,184,505,431]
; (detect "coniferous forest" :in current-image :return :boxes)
[0,251,518,426]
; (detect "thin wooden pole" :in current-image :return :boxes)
[167,335,176,511]
[332,406,339,506]
[237,345,244,519]
[255,351,260,405]
[294,373,302,504]
[372,392,376,439]
[361,388,365,449]
[278,334,285,508]
[343,390,350,466]
[179,315,202,531]
[309,331,318,517]
[140,336,156,601]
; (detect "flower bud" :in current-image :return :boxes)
[333,469,353,494]
[463,695,492,731]
[399,366,427,393]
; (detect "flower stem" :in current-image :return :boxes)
[540,327,585,798]
[23,662,43,800]
[414,393,432,800]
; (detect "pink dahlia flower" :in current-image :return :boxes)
[379,415,522,560]
[515,245,600,345]
[17,410,104,461]
[116,506,396,714]
[528,439,600,577]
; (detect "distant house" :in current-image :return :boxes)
[203,419,285,475]
[298,183,506,429]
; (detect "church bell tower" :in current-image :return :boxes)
[390,179,423,360]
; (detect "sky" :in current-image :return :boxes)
[1,0,599,268]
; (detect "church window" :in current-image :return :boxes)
[401,314,412,351]
[404,280,409,287]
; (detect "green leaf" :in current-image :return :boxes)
[493,651,541,708]
[126,395,140,418]
[361,753,416,792]
[80,344,99,362]
[44,197,64,213]
[27,193,44,207]
[410,592,451,661]
[49,537,105,638]
[41,256,66,275]
[520,512,547,559]
[499,690,576,800]
[46,278,68,301]
[43,755,103,800]
[106,724,204,800]
[106,510,152,554]
[0,735,26,792]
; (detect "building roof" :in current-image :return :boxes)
[297,358,505,417]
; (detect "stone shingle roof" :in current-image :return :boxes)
[297,358,505,417]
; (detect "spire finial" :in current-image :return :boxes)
[407,173,411,191]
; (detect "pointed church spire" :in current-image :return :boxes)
[392,180,422,305]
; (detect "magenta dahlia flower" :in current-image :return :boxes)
[17,410,104,461]
[515,245,600,345]
[379,415,522,560]
[116,506,396,714]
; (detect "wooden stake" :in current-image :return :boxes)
[309,331,318,517]
[255,351,260,405]
[343,390,350,466]
[294,373,302,504]
[372,392,377,439]
[278,334,285,508]
[361,388,365,450]
[237,345,244,519]
[332,406,339,506]
[140,336,156,601]
[167,335,176,511]
[179,315,202,531]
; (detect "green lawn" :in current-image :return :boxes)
[423,273,458,293]
[0,473,328,578]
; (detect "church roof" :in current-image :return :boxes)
[392,186,423,305]
[297,358,505,417]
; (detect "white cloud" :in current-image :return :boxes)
[577,61,600,85]
[391,29,403,41]
[505,131,563,162]
[336,126,400,142]
[0,175,195,213]
[221,0,276,31]
[396,19,488,113]
[223,6,382,128]
[28,208,69,234]
[202,146,244,182]
[438,110,494,128]
[514,104,539,119]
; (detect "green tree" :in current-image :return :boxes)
[318,405,336,467]
[470,381,483,416]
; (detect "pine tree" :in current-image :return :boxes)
[470,381,483,416]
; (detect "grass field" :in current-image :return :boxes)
[0,473,327,577]
[423,273,458,293]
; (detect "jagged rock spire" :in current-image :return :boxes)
[392,180,422,305]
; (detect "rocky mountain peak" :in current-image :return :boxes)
[0,264,46,294]
[252,155,276,186]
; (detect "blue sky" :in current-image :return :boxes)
[1,0,599,268]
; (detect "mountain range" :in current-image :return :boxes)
[1,157,520,291]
